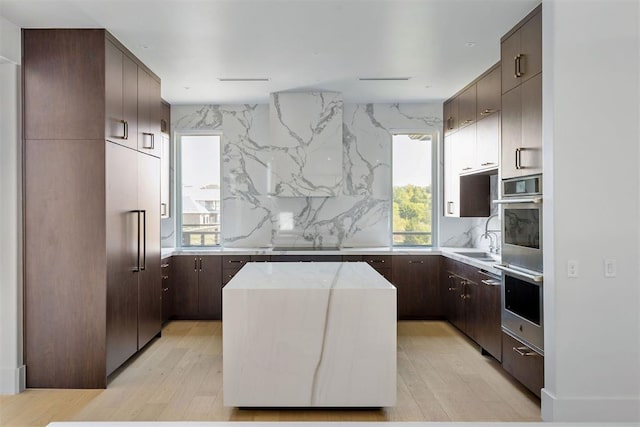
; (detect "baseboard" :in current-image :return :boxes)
[542,388,640,421]
[0,365,25,394]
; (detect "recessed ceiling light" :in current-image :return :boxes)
[465,42,477,47]
[218,78,270,82]
[425,85,432,89]
[141,44,150,49]
[184,86,190,90]
[358,77,411,81]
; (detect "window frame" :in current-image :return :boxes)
[390,131,439,247]
[176,130,224,248]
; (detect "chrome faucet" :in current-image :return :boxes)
[483,214,501,254]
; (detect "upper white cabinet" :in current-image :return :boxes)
[269,91,343,197]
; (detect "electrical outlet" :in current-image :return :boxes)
[604,259,617,278]
[567,260,579,278]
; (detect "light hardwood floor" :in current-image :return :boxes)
[0,321,541,426]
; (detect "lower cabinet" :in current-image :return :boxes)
[173,255,222,319]
[442,257,502,361]
[392,255,441,319]
[161,259,172,323]
[501,332,544,397]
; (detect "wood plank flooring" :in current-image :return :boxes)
[0,321,540,426]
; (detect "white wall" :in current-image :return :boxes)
[542,0,640,421]
[0,16,24,394]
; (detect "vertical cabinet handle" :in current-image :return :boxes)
[199,257,203,271]
[515,148,523,169]
[143,132,155,149]
[132,210,141,272]
[121,120,129,140]
[140,209,146,271]
[194,257,197,271]
[447,201,454,214]
[514,54,523,78]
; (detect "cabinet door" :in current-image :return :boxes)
[501,29,521,94]
[137,153,161,349]
[476,66,501,118]
[392,256,441,319]
[501,85,522,179]
[443,98,459,136]
[457,85,477,129]
[173,256,199,317]
[457,123,476,172]
[137,68,162,158]
[463,279,480,342]
[106,142,139,376]
[105,41,125,144]
[520,73,542,175]
[122,55,138,149]
[520,10,542,83]
[198,256,222,319]
[476,112,500,169]
[443,132,460,217]
[478,278,502,361]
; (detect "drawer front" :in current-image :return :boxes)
[362,255,392,270]
[222,269,239,285]
[222,255,250,271]
[250,255,271,262]
[501,332,544,397]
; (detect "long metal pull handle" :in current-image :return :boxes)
[151,133,155,149]
[227,260,245,264]
[494,263,543,282]
[141,210,146,271]
[516,54,524,77]
[447,117,453,130]
[133,210,141,272]
[368,259,385,263]
[194,258,197,271]
[480,109,495,116]
[513,346,538,357]
[493,197,542,205]
[515,148,520,169]
[199,257,203,271]
[481,279,501,286]
[408,260,424,264]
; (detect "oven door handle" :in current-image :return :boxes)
[494,264,543,283]
[493,197,542,205]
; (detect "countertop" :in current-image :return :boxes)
[161,246,501,275]
[225,262,396,290]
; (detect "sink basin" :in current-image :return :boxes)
[454,251,496,262]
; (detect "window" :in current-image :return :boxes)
[392,134,435,246]
[178,134,221,246]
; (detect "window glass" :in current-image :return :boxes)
[392,134,433,246]
[179,135,221,246]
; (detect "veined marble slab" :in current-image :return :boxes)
[223,262,396,407]
[269,92,343,197]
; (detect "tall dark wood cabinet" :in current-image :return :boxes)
[23,29,162,388]
[501,5,542,178]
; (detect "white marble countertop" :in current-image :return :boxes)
[226,262,395,290]
[161,246,501,275]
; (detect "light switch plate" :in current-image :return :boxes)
[567,260,579,278]
[604,259,617,278]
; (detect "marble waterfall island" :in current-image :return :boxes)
[223,262,397,407]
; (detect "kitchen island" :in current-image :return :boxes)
[222,262,396,407]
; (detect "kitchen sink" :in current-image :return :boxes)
[454,251,497,262]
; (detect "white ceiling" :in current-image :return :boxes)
[0,0,539,105]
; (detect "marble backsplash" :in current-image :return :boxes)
[162,101,497,249]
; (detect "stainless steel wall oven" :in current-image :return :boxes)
[494,174,544,354]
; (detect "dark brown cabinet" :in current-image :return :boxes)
[476,65,501,119]
[23,29,162,389]
[442,258,502,361]
[105,40,137,149]
[160,99,171,134]
[443,97,459,136]
[392,256,441,319]
[502,332,544,397]
[501,6,542,94]
[341,255,392,281]
[137,68,162,158]
[161,259,173,323]
[270,255,341,262]
[501,5,542,179]
[173,255,222,319]
[457,84,477,129]
[222,255,251,285]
